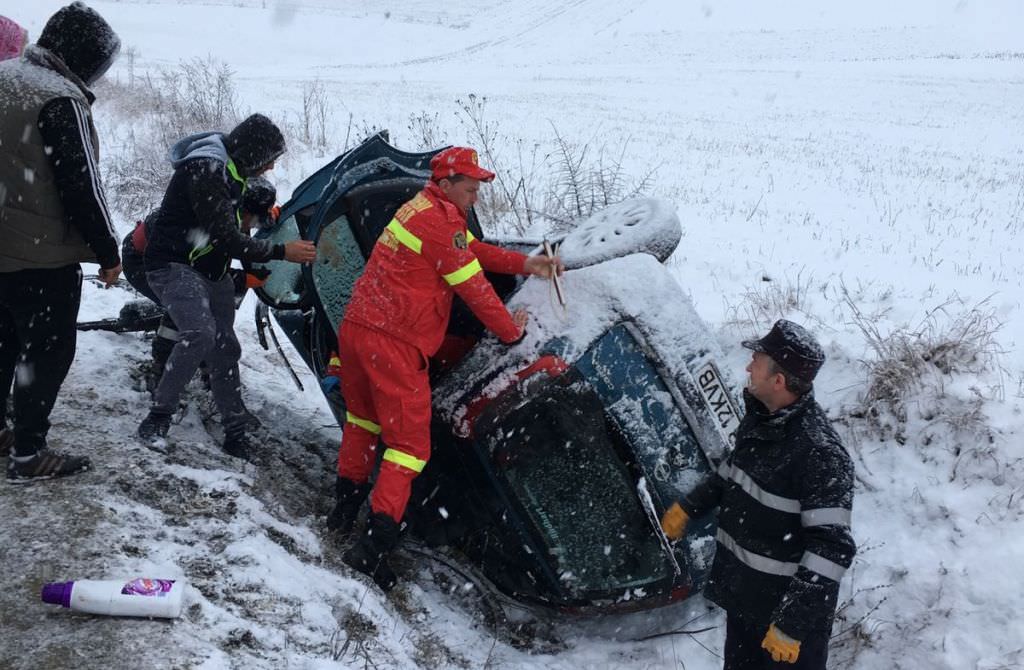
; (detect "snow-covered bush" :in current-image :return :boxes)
[844,291,1004,451]
[97,56,240,218]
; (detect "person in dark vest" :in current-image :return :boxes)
[661,320,856,669]
[0,2,121,481]
[136,114,316,459]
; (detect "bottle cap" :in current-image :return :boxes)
[41,581,73,608]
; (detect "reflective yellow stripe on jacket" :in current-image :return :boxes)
[345,411,381,435]
[443,259,482,286]
[386,219,422,254]
[383,448,427,473]
[386,219,482,285]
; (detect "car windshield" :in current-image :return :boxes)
[484,377,671,600]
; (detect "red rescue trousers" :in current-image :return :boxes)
[336,320,432,523]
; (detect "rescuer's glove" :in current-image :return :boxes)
[761,624,800,664]
[660,502,690,540]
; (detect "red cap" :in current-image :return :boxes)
[430,147,495,183]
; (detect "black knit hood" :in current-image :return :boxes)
[36,2,120,87]
[225,114,286,177]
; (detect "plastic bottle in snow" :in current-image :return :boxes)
[41,578,185,619]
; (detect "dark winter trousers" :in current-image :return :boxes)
[121,234,179,353]
[146,263,246,432]
[724,614,830,670]
[0,264,82,457]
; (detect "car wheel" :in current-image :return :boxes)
[555,198,682,269]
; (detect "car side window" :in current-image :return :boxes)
[254,212,305,307]
[311,213,365,334]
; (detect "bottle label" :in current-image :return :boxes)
[121,578,175,597]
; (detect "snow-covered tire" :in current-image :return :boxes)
[556,198,682,269]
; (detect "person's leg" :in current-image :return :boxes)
[327,322,379,532]
[0,289,19,458]
[784,628,829,670]
[0,299,17,435]
[343,327,430,590]
[723,614,769,670]
[724,614,831,670]
[122,236,179,394]
[202,275,247,434]
[143,265,217,436]
[148,316,178,395]
[0,266,90,480]
[364,335,431,524]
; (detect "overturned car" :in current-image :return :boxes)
[251,134,742,613]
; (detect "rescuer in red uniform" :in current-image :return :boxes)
[329,146,562,590]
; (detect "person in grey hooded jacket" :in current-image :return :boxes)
[137,114,316,459]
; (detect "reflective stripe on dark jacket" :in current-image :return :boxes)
[143,133,284,281]
[683,389,856,640]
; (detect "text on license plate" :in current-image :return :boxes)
[696,361,741,442]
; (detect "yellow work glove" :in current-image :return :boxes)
[660,502,690,540]
[761,623,801,664]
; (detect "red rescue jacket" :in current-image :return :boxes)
[342,181,526,356]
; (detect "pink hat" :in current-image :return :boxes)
[0,15,28,61]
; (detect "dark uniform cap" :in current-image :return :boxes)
[742,319,825,383]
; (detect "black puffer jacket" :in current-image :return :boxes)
[683,389,856,640]
[143,126,285,281]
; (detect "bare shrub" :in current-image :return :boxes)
[455,93,655,236]
[844,289,1003,421]
[405,110,447,151]
[724,269,815,331]
[99,57,241,218]
[828,541,893,669]
[456,94,539,235]
[297,79,331,150]
[842,287,1007,482]
[153,57,240,146]
[543,124,657,233]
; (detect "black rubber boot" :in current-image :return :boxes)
[326,476,370,534]
[343,512,400,591]
[138,411,172,440]
[223,428,252,460]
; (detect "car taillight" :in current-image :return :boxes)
[454,355,569,438]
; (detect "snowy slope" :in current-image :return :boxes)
[2,1,1023,669]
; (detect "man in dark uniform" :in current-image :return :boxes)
[0,2,121,481]
[661,319,856,669]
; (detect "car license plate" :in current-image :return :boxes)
[695,361,741,444]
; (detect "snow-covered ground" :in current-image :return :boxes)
[2,1,1023,668]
